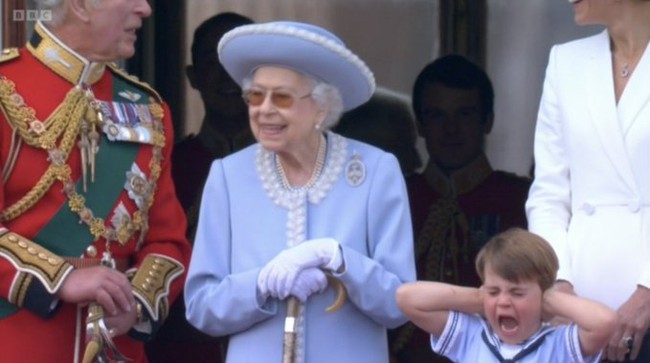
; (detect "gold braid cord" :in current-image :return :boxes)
[0,76,87,221]
[0,75,166,247]
[391,197,469,353]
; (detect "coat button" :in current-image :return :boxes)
[628,200,640,213]
[582,203,595,215]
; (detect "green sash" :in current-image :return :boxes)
[0,75,149,318]
[0,139,138,318]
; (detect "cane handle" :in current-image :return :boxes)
[325,274,347,313]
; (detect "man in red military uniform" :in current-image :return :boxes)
[390,54,531,363]
[0,1,191,362]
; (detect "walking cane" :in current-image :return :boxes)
[282,274,347,363]
[282,297,301,363]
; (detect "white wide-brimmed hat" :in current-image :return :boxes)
[218,21,375,111]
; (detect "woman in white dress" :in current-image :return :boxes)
[526,0,650,361]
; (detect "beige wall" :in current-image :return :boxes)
[486,0,603,176]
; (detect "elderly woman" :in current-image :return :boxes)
[184,21,415,363]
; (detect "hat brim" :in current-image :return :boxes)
[218,22,375,111]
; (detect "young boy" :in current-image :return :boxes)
[396,228,616,362]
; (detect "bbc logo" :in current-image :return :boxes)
[13,10,52,22]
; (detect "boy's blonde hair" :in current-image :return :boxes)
[475,228,558,291]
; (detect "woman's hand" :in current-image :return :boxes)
[258,238,340,299]
[605,286,650,361]
[288,267,328,302]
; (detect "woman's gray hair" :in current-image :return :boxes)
[311,81,343,130]
[242,71,344,131]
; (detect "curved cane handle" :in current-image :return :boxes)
[325,274,347,313]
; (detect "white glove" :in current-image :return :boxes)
[288,267,328,302]
[258,238,341,299]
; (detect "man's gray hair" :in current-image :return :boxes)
[32,0,64,26]
[33,0,102,27]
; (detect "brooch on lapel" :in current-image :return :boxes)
[345,152,366,187]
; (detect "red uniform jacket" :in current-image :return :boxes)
[0,22,191,363]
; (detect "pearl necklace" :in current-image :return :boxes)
[275,133,327,190]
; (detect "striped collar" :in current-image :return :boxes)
[480,319,555,362]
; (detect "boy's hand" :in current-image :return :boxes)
[543,281,575,325]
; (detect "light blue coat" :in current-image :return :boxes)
[185,133,415,363]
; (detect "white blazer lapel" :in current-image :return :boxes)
[583,31,636,190]
[617,40,650,136]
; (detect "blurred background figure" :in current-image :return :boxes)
[172,11,255,236]
[334,86,423,177]
[390,54,531,363]
[146,12,254,363]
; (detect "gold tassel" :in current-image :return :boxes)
[78,119,89,192]
[81,337,102,363]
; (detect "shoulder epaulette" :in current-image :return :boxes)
[0,48,20,64]
[107,62,162,103]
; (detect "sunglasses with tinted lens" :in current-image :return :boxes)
[242,89,311,109]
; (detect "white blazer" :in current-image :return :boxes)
[526,30,650,309]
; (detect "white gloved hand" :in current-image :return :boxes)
[258,238,340,299]
[288,267,328,302]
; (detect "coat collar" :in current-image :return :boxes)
[26,21,106,85]
[583,30,638,191]
[617,36,650,135]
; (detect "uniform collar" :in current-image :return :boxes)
[423,153,493,196]
[26,21,106,85]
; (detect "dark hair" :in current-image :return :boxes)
[190,12,253,65]
[411,54,494,123]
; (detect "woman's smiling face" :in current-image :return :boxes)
[482,263,544,344]
[246,66,325,155]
